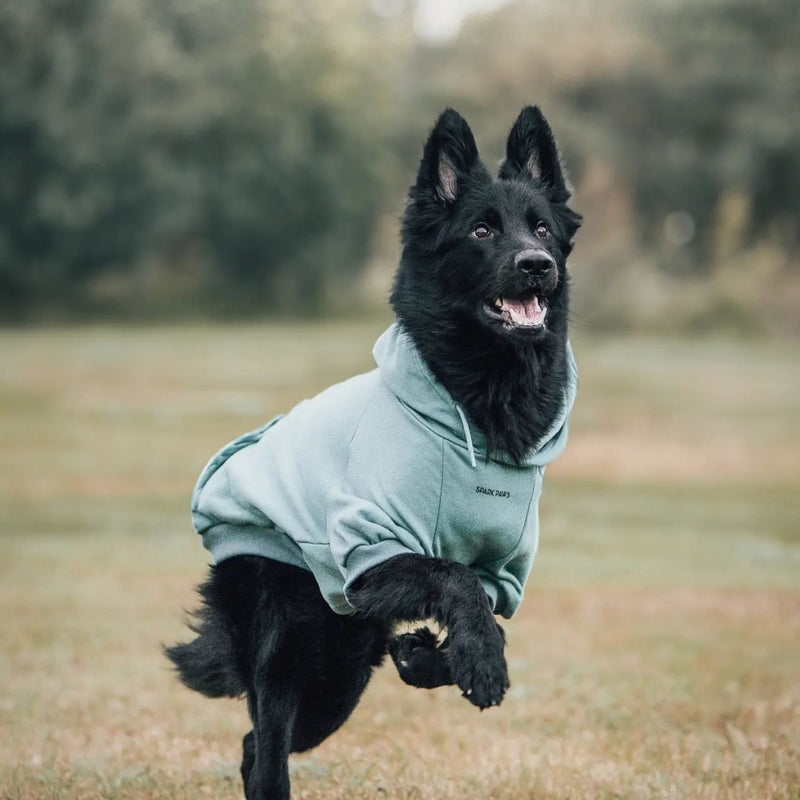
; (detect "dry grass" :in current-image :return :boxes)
[1,321,799,799]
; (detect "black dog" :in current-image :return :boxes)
[167,106,581,800]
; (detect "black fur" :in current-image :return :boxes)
[167,106,580,800]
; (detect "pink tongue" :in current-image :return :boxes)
[502,296,546,326]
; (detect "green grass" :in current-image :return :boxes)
[1,321,799,799]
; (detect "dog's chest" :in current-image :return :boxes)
[433,444,542,565]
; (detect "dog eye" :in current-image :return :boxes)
[535,223,550,239]
[472,223,492,239]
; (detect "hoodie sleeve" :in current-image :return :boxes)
[327,485,433,599]
[472,546,535,619]
[325,395,443,602]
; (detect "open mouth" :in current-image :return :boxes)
[483,289,547,329]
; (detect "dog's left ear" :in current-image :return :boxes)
[500,106,570,202]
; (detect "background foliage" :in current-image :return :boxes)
[1,0,798,329]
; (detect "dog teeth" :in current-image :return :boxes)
[493,298,503,310]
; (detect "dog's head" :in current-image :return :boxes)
[394,107,581,344]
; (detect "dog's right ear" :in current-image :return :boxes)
[416,109,480,205]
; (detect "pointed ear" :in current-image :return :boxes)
[417,109,480,204]
[500,106,570,200]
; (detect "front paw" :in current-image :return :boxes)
[388,627,453,689]
[449,621,509,710]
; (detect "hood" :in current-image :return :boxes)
[373,322,577,468]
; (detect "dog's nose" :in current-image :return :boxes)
[515,249,556,275]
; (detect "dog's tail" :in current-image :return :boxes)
[164,576,245,699]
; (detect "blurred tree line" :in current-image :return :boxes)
[1,0,798,330]
[0,0,412,320]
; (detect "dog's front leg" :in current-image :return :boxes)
[348,554,509,709]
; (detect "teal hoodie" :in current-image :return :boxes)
[192,323,577,618]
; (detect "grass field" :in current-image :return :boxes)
[1,320,799,800]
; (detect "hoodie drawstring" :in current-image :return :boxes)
[455,404,477,468]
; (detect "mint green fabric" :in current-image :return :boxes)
[192,323,577,618]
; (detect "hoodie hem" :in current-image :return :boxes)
[202,522,308,571]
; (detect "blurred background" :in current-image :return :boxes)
[2,2,799,798]
[1,0,798,331]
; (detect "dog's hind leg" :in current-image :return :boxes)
[240,579,306,800]
[289,614,388,753]
[244,624,385,797]
[241,730,255,791]
[245,679,298,800]
[226,557,387,796]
